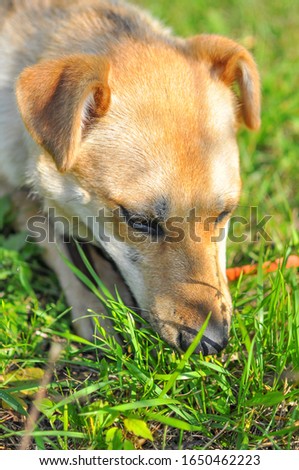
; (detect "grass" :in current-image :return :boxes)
[0,0,299,450]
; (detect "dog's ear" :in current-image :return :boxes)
[16,55,110,172]
[187,35,261,130]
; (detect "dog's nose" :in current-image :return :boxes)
[177,323,229,356]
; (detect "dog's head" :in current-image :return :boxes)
[16,35,260,354]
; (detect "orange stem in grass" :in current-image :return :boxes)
[226,255,299,282]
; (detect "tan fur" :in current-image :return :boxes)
[0,0,260,354]
[17,55,111,171]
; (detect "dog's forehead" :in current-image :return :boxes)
[78,44,240,208]
[105,147,241,216]
[109,44,236,133]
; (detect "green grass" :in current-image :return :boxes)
[0,0,299,450]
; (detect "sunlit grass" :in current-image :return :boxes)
[1,0,299,450]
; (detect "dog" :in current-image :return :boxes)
[0,0,260,355]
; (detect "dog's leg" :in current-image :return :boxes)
[41,234,135,341]
[9,191,133,341]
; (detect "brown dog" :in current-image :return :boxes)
[0,0,260,354]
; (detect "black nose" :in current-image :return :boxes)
[178,326,229,356]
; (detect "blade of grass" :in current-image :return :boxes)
[159,313,211,398]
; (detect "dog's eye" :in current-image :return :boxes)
[120,207,164,237]
[129,217,152,233]
[129,217,163,236]
[215,210,230,225]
